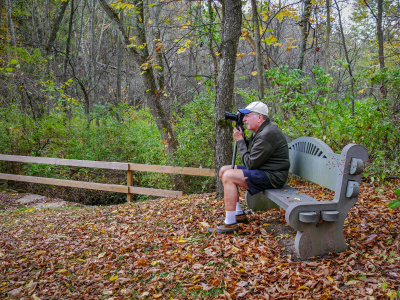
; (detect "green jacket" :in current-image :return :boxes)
[237,118,290,188]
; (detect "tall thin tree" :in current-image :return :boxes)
[363,0,386,97]
[47,0,70,55]
[335,0,356,116]
[214,0,242,195]
[296,0,312,70]
[324,0,331,71]
[251,0,264,100]
[5,0,16,47]
[98,0,179,156]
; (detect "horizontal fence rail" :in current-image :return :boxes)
[0,154,216,201]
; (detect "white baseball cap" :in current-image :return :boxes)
[238,101,269,116]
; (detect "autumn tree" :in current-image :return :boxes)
[98,0,178,156]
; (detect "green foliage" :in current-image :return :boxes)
[173,92,215,168]
[198,4,221,45]
[264,65,335,140]
[388,190,400,209]
[261,65,400,181]
[0,46,48,76]
[172,92,216,193]
[1,60,398,200]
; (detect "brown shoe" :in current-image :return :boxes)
[207,223,238,234]
[236,213,248,224]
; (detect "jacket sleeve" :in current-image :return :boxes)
[237,132,277,170]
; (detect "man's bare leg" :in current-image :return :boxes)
[207,168,249,233]
[220,168,249,225]
[220,164,248,212]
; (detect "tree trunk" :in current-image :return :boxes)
[363,0,386,97]
[214,0,242,195]
[98,0,178,156]
[90,0,98,118]
[376,0,385,71]
[147,0,169,114]
[117,11,123,103]
[335,0,355,116]
[30,1,39,46]
[208,0,218,85]
[251,0,264,100]
[376,0,387,98]
[148,0,164,91]
[44,0,51,43]
[0,0,3,25]
[63,0,75,122]
[114,11,123,123]
[47,0,69,55]
[296,0,312,70]
[5,0,16,47]
[324,0,331,71]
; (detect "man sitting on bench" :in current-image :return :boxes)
[208,101,291,234]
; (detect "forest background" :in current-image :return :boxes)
[0,0,399,204]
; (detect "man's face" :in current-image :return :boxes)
[243,112,261,131]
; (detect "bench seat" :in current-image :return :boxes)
[262,185,318,209]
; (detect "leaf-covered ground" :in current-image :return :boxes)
[1,180,399,300]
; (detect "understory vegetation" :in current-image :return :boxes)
[1,55,399,203]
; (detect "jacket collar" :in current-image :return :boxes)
[255,117,271,134]
[249,117,271,143]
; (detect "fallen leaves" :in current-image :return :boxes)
[56,269,67,273]
[174,234,189,244]
[109,275,118,281]
[33,250,46,257]
[0,181,399,299]
[258,255,269,266]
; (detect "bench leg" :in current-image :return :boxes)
[245,191,279,211]
[295,221,348,260]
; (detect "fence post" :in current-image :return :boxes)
[127,170,133,203]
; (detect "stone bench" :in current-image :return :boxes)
[246,137,368,260]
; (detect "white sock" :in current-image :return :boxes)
[236,202,244,215]
[225,211,236,225]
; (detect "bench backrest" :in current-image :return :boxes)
[288,137,340,191]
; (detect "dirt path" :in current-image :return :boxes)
[0,190,78,211]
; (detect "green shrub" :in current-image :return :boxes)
[172,92,216,193]
[173,92,215,168]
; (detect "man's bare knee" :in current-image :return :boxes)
[222,169,241,183]
[219,165,232,178]
[221,169,233,184]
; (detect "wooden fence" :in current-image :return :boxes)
[0,154,216,202]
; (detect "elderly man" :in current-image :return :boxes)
[208,101,290,233]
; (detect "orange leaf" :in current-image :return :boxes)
[34,250,46,257]
[155,42,162,51]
